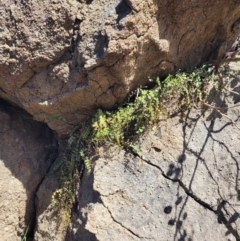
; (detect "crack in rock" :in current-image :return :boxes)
[139,155,240,241]
[101,202,152,240]
[28,142,59,240]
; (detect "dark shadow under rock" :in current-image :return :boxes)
[0,99,58,240]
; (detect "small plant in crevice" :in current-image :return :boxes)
[51,63,223,221]
[21,216,33,241]
[51,122,93,223]
[91,64,217,147]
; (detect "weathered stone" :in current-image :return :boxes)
[33,140,69,241]
[68,148,236,240]
[0,100,57,241]
[1,0,240,240]
[0,0,240,135]
[66,69,240,240]
[136,77,240,239]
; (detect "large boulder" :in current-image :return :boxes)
[0,0,240,135]
[0,100,57,241]
[67,72,240,241]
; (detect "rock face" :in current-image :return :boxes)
[67,73,240,240]
[2,68,240,241]
[1,0,240,240]
[1,0,240,135]
[33,142,69,241]
[0,100,57,241]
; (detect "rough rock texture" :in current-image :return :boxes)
[33,141,69,241]
[69,151,236,241]
[1,0,240,135]
[67,72,240,240]
[0,100,58,241]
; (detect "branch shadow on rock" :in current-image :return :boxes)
[164,80,240,241]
